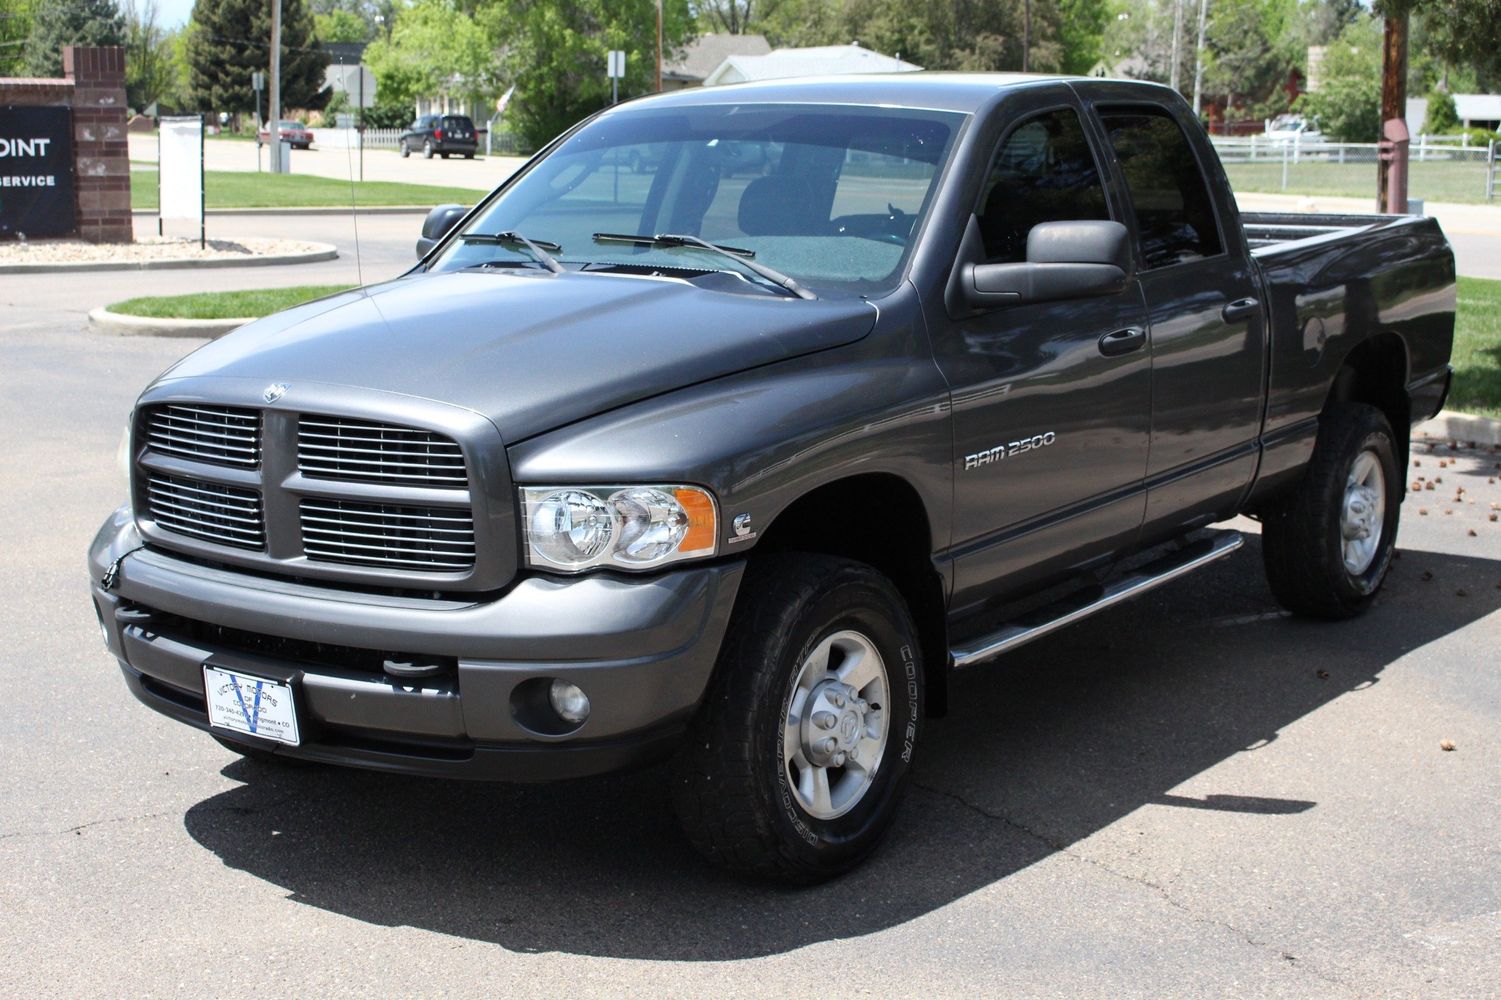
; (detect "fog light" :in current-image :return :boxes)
[548,679,591,724]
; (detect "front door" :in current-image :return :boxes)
[932,94,1151,612]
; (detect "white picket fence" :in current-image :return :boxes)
[307,126,521,155]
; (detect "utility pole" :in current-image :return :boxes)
[1023,0,1032,72]
[269,0,283,174]
[1378,7,1411,212]
[1192,0,1209,117]
[1170,0,1184,93]
[655,0,663,91]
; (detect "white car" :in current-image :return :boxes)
[1265,115,1324,144]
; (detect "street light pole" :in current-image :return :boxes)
[1170,0,1184,92]
[655,0,663,92]
[269,0,282,174]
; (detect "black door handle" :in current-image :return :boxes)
[1222,297,1260,323]
[1098,327,1146,357]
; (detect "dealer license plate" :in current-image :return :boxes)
[202,665,301,746]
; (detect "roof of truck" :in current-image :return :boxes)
[620,72,1165,115]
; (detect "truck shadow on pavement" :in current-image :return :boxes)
[183,536,1501,960]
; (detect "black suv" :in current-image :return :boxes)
[399,114,479,159]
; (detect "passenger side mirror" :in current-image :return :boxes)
[415,203,468,260]
[960,220,1133,310]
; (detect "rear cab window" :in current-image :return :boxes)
[1096,106,1223,269]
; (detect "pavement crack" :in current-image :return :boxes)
[0,794,295,842]
[911,781,1356,993]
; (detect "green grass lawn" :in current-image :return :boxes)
[108,284,356,319]
[1450,276,1501,419]
[1224,158,1493,204]
[130,169,485,210]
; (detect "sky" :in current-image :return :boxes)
[158,0,196,29]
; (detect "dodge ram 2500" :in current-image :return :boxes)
[90,74,1454,881]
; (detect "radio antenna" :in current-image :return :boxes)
[339,54,365,288]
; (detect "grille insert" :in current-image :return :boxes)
[298,417,466,488]
[300,498,476,571]
[145,474,265,550]
[144,404,260,468]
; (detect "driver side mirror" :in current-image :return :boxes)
[959,220,1134,310]
[415,203,468,259]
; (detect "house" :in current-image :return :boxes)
[702,43,921,86]
[663,33,771,90]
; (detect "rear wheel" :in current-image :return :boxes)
[440,151,450,159]
[672,554,923,882]
[423,140,434,159]
[400,141,411,158]
[464,152,475,159]
[1262,402,1402,618]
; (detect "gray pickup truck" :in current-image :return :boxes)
[89,74,1454,882]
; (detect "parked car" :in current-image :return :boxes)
[1265,114,1324,144]
[257,120,313,150]
[400,114,478,159]
[92,76,1454,883]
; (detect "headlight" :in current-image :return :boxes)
[521,485,718,572]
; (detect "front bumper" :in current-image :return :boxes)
[88,507,743,780]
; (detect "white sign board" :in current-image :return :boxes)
[323,63,378,108]
[158,116,204,224]
[608,50,626,79]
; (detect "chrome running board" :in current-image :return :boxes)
[950,530,1244,669]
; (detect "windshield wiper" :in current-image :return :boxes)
[592,232,816,300]
[460,231,565,273]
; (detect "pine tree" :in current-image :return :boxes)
[185,0,328,114]
[23,0,127,77]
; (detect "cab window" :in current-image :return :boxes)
[977,108,1111,263]
[1098,106,1223,269]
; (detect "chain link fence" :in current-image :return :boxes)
[1211,135,1499,205]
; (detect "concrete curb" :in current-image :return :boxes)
[130,206,437,217]
[0,242,338,274]
[1415,410,1501,448]
[88,307,251,339]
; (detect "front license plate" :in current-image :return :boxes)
[203,666,301,746]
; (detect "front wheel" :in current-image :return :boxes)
[1262,402,1402,618]
[672,554,923,882]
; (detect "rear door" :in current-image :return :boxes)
[1082,88,1267,541]
[931,85,1152,611]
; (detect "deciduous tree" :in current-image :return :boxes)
[23,0,125,77]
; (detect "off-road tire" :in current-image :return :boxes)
[1262,402,1401,618]
[671,554,923,883]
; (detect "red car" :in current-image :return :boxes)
[257,120,313,150]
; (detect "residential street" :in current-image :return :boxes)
[2,210,1499,998]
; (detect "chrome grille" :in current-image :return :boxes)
[297,416,466,488]
[300,498,476,571]
[144,404,260,468]
[145,474,265,550]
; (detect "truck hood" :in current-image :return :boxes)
[155,270,877,441]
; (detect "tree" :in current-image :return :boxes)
[23,0,126,77]
[185,0,328,113]
[1295,15,1381,140]
[1,0,39,77]
[364,0,492,109]
[1422,89,1458,132]
[314,8,369,43]
[1201,0,1299,116]
[1056,0,1111,74]
[123,0,179,112]
[495,0,696,152]
[1419,0,1501,91]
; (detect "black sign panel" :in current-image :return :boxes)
[0,106,76,238]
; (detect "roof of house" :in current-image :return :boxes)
[664,33,772,83]
[702,44,922,87]
[1454,93,1501,122]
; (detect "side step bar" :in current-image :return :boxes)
[950,530,1244,669]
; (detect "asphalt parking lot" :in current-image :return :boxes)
[2,213,1499,998]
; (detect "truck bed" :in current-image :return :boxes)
[1242,211,1405,251]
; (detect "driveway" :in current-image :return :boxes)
[2,209,1499,999]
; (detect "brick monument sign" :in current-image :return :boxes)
[0,45,131,242]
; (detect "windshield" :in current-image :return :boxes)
[429,103,965,298]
